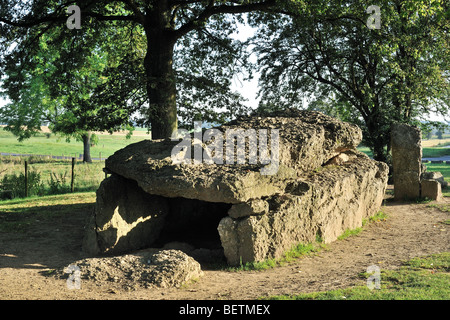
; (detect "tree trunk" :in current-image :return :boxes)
[372,138,387,163]
[366,113,389,164]
[144,7,178,140]
[82,132,92,163]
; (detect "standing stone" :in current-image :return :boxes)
[82,174,169,255]
[391,123,422,200]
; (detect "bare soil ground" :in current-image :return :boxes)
[0,188,448,300]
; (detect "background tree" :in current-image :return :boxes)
[251,0,449,164]
[0,0,277,140]
[0,21,145,162]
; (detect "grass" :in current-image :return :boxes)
[427,203,450,225]
[424,163,450,197]
[230,210,388,272]
[0,126,149,198]
[265,252,450,300]
[0,127,150,159]
[0,158,105,198]
[357,140,450,159]
[229,241,326,272]
[422,147,450,158]
[0,192,96,232]
[337,210,388,240]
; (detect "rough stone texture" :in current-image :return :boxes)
[84,109,389,265]
[422,171,448,188]
[162,241,226,264]
[219,109,363,173]
[218,152,388,265]
[421,179,443,201]
[391,123,422,200]
[104,109,362,204]
[83,174,169,256]
[64,249,203,289]
[227,199,269,219]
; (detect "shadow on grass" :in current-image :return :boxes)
[0,196,95,271]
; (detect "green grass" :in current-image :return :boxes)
[357,145,450,159]
[266,252,450,300]
[428,203,450,213]
[427,203,450,225]
[337,210,388,240]
[0,192,96,214]
[424,163,450,197]
[0,128,148,198]
[0,192,96,232]
[0,158,105,197]
[422,147,450,158]
[228,242,326,272]
[357,146,373,158]
[230,211,388,272]
[0,128,150,159]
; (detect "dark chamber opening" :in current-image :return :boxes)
[155,197,232,251]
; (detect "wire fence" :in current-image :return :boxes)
[0,156,108,199]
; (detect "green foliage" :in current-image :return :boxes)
[251,0,449,163]
[0,0,275,139]
[0,157,105,199]
[175,15,252,129]
[0,15,142,159]
[0,170,45,199]
[47,171,70,195]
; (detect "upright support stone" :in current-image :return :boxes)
[391,123,422,200]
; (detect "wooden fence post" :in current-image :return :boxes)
[71,157,75,193]
[24,160,28,197]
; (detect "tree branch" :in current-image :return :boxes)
[122,0,146,24]
[174,0,276,39]
[0,4,139,29]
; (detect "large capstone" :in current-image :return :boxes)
[83,109,389,266]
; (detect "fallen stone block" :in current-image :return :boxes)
[61,249,203,289]
[422,171,448,188]
[421,179,443,201]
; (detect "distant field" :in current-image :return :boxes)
[0,127,151,159]
[358,138,450,159]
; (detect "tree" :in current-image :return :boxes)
[0,21,144,162]
[0,0,277,139]
[251,0,449,163]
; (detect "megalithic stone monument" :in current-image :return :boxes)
[391,123,422,200]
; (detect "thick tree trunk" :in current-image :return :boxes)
[372,138,387,163]
[82,132,92,163]
[144,7,178,140]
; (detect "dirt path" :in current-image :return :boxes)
[0,192,448,300]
